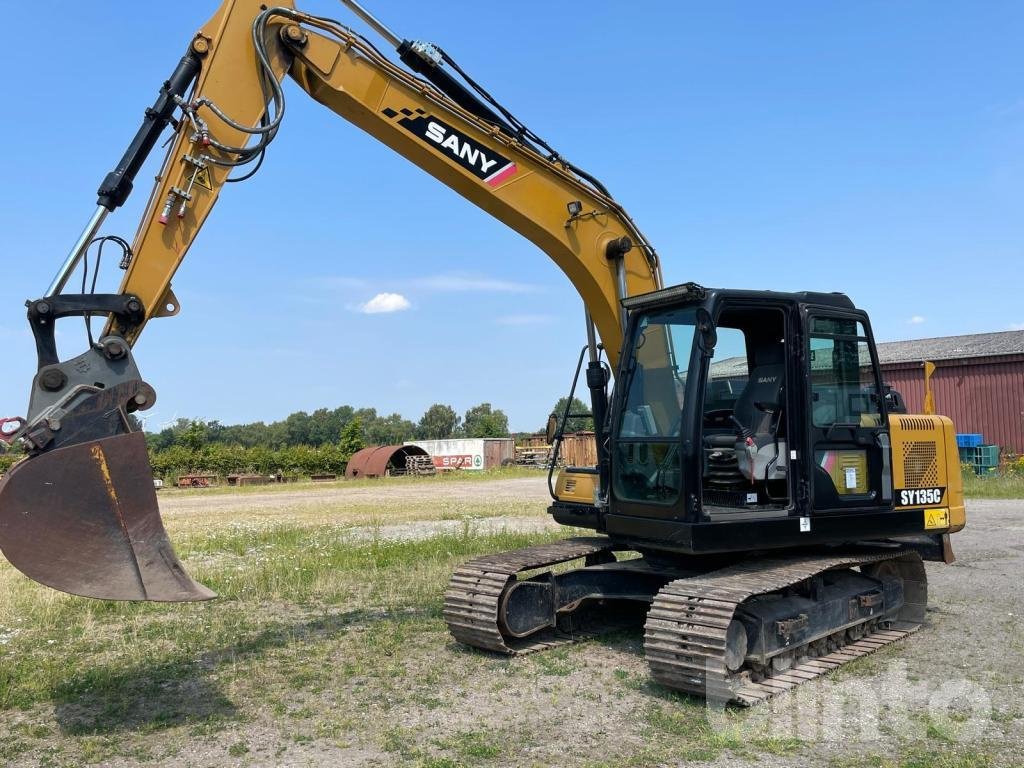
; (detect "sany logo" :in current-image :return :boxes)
[383,107,518,187]
[424,121,499,175]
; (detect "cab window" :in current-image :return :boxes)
[808,318,881,428]
[613,308,696,503]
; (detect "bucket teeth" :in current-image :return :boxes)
[0,431,214,602]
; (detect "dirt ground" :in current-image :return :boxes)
[159,477,554,516]
[156,477,557,538]
[2,477,1022,767]
[159,479,1024,766]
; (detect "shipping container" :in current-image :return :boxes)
[404,438,515,470]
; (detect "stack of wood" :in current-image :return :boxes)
[405,455,437,476]
[515,445,552,467]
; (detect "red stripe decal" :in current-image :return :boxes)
[485,162,518,187]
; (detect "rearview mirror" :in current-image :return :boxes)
[546,413,559,445]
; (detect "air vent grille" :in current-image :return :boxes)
[897,416,934,432]
[903,441,938,487]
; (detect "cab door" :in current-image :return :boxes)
[609,305,699,521]
[803,312,893,513]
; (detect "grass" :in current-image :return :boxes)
[0,478,570,766]
[961,471,1024,499]
[0,525,567,708]
[0,476,1020,767]
[829,746,996,768]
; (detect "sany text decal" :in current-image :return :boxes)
[383,107,518,187]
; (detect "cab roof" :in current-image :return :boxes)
[620,282,857,312]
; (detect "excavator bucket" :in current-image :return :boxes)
[0,432,215,602]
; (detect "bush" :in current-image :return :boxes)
[0,451,23,474]
[147,442,351,481]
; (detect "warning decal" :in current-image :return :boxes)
[192,166,212,190]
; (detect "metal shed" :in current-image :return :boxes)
[345,444,430,479]
[877,330,1024,452]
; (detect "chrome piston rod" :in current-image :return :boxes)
[585,310,599,364]
[46,205,109,297]
[336,0,402,48]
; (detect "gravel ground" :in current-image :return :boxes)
[156,479,1024,766]
[4,478,1021,767]
[158,477,553,517]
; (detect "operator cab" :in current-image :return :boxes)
[700,306,789,512]
[551,283,899,555]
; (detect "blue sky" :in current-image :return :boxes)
[1,1,1021,432]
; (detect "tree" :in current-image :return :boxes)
[463,403,509,438]
[338,417,366,457]
[180,420,208,451]
[416,403,460,440]
[365,412,416,446]
[148,426,177,451]
[550,396,593,434]
[284,411,312,446]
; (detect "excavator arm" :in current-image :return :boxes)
[0,0,661,601]
[107,2,661,364]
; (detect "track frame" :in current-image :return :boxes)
[444,538,926,705]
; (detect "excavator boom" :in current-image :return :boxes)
[0,1,660,601]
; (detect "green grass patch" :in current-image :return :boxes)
[441,730,503,760]
[829,746,995,768]
[962,471,1024,499]
[0,526,566,721]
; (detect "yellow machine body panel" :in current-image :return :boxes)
[889,414,966,534]
[553,468,599,506]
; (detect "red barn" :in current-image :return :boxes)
[877,331,1024,453]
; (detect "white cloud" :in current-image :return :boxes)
[496,314,555,326]
[416,273,540,294]
[1009,322,1024,331]
[907,315,926,325]
[359,292,411,314]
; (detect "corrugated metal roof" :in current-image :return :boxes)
[875,330,1024,364]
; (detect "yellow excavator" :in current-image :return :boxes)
[0,1,965,704]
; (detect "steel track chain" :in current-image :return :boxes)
[644,548,927,705]
[443,536,615,655]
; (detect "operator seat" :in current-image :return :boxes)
[706,343,785,448]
